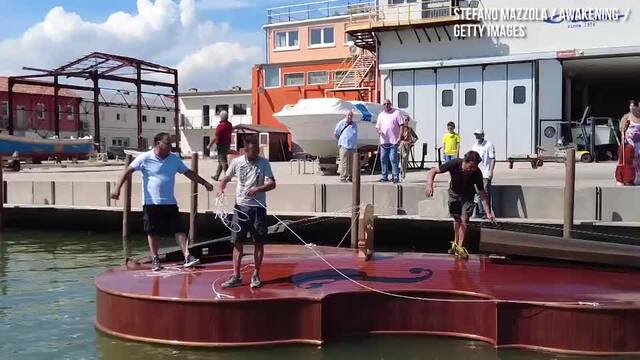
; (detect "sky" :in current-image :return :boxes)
[0,0,294,91]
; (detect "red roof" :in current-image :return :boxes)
[0,76,79,98]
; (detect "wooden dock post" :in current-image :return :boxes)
[563,148,576,239]
[358,203,374,260]
[189,154,198,244]
[351,151,361,249]
[122,154,132,261]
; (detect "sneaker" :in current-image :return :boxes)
[184,255,200,268]
[151,256,163,271]
[392,178,400,184]
[339,178,348,183]
[447,242,456,255]
[221,275,242,288]
[250,273,262,289]
[379,178,389,183]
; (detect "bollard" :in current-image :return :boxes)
[563,148,576,239]
[122,154,132,261]
[358,203,374,260]
[351,150,361,248]
[189,154,198,244]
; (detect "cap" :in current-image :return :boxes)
[473,129,485,135]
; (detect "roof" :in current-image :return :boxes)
[179,89,252,97]
[0,76,79,98]
[233,124,289,134]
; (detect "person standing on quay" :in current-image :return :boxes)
[208,110,233,181]
[398,115,419,181]
[471,129,496,218]
[376,99,404,183]
[441,121,461,162]
[112,132,214,271]
[334,110,358,182]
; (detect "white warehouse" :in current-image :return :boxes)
[346,0,639,160]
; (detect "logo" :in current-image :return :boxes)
[544,10,627,24]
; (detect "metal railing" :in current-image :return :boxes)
[347,0,479,28]
[267,0,374,24]
[180,115,251,130]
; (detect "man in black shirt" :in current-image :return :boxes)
[425,151,495,258]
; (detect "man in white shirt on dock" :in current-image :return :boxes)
[111,132,214,271]
[470,129,496,219]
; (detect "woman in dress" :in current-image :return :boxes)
[398,115,419,181]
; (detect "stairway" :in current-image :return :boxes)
[333,51,376,90]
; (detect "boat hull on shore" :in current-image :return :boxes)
[0,133,94,161]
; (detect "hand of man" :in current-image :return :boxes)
[110,191,120,200]
[204,182,214,191]
[425,184,434,197]
[246,187,259,197]
[486,211,496,224]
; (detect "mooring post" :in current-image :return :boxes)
[351,150,361,248]
[563,148,576,239]
[358,203,374,260]
[122,154,132,261]
[189,154,198,244]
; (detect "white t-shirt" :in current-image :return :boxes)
[226,155,275,207]
[471,140,495,179]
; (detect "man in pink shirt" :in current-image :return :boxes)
[375,99,404,183]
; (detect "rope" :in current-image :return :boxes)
[208,196,619,307]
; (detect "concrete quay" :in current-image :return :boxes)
[3,159,640,225]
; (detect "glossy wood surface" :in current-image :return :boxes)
[96,245,640,354]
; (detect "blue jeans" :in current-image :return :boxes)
[444,154,456,162]
[380,143,399,180]
[475,178,492,218]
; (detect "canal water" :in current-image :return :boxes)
[0,230,634,360]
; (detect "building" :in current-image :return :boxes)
[179,89,252,157]
[0,76,81,138]
[80,100,176,157]
[252,0,378,132]
[344,0,640,161]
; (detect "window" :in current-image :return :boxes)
[260,133,268,145]
[1,101,8,119]
[308,71,329,85]
[116,113,121,121]
[156,116,161,123]
[66,105,73,120]
[275,30,299,49]
[465,88,477,106]
[513,86,526,104]
[442,90,453,107]
[264,65,280,88]
[215,104,229,115]
[334,70,347,83]
[233,104,247,115]
[203,104,210,127]
[111,137,130,147]
[284,73,305,86]
[390,0,417,4]
[161,117,166,123]
[36,103,45,119]
[345,33,354,46]
[397,92,409,109]
[309,27,334,47]
[142,115,147,122]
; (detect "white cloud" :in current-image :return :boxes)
[196,0,256,9]
[0,0,263,91]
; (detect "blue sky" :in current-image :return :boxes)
[0,0,293,90]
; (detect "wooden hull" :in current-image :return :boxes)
[95,246,640,354]
[0,133,93,160]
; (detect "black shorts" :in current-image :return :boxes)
[143,205,186,236]
[448,200,475,219]
[230,205,268,244]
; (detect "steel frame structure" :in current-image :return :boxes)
[7,52,180,151]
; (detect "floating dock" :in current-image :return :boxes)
[96,245,640,355]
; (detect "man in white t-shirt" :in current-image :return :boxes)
[218,135,276,289]
[470,129,496,219]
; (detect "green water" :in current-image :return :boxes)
[0,230,635,360]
